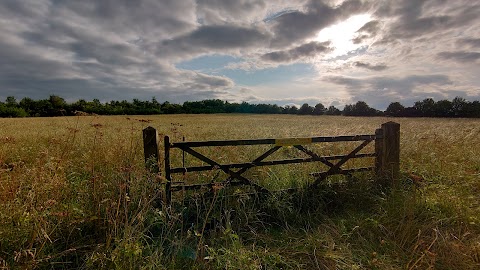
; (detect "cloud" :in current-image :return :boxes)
[324,74,456,108]
[196,0,268,25]
[353,61,388,71]
[326,74,453,93]
[352,20,380,44]
[0,0,244,102]
[357,20,380,34]
[261,41,332,63]
[437,51,480,63]
[268,0,371,47]
[158,0,366,60]
[0,0,479,107]
[159,25,270,59]
[457,38,480,48]
[52,0,198,40]
[374,0,480,43]
[191,73,234,89]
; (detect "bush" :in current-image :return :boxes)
[0,105,28,117]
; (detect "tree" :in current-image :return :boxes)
[355,101,378,116]
[161,101,183,114]
[433,100,453,117]
[385,102,405,117]
[5,96,17,107]
[19,97,35,115]
[49,95,66,108]
[414,98,435,117]
[298,103,314,115]
[464,100,480,117]
[2,95,480,118]
[452,96,467,117]
[343,104,354,116]
[343,101,379,116]
[282,105,298,114]
[47,95,67,116]
[0,104,28,117]
[313,103,326,115]
[325,105,341,115]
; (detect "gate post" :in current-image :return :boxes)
[164,136,172,205]
[375,122,400,187]
[143,126,160,173]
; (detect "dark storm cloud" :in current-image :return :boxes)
[353,61,388,71]
[268,0,371,47]
[0,40,67,81]
[437,51,480,63]
[160,25,270,57]
[261,41,332,63]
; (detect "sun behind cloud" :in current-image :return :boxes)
[315,14,372,58]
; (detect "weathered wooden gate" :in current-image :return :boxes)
[143,122,400,204]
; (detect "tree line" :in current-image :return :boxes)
[1,95,479,118]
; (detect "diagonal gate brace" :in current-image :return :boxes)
[223,145,282,184]
[294,145,336,168]
[308,139,372,187]
[179,146,272,193]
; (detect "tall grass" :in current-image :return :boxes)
[0,115,479,269]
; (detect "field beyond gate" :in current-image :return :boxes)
[144,122,400,204]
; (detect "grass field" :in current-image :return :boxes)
[1,114,479,269]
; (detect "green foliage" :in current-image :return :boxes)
[343,101,382,116]
[298,103,315,115]
[0,104,28,117]
[313,103,327,115]
[2,95,480,118]
[325,105,342,115]
[385,102,405,117]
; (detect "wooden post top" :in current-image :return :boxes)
[382,121,400,127]
[143,126,156,131]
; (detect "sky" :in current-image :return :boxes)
[0,0,479,109]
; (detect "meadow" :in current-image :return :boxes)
[0,114,479,269]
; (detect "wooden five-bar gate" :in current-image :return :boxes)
[143,122,400,204]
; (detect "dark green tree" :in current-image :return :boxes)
[5,96,17,107]
[298,103,314,115]
[452,96,467,117]
[414,98,435,117]
[385,102,405,117]
[313,103,326,115]
[343,101,380,116]
[282,105,298,114]
[325,105,341,115]
[433,100,453,117]
[19,97,36,115]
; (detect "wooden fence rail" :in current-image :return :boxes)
[143,121,400,204]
